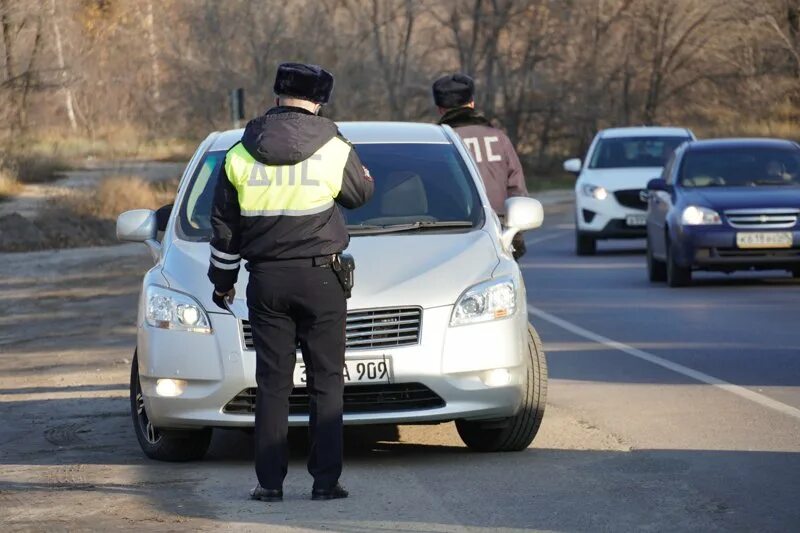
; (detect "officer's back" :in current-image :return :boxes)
[207,63,374,502]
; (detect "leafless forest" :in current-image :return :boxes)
[2,0,800,172]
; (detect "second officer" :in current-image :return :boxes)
[207,62,374,502]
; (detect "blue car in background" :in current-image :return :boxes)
[646,138,800,287]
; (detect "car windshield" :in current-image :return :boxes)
[178,142,483,241]
[589,136,689,169]
[679,147,800,188]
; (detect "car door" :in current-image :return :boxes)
[647,152,677,259]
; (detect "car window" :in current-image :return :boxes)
[177,143,483,241]
[679,147,800,188]
[589,136,690,169]
[344,143,482,227]
[178,151,224,239]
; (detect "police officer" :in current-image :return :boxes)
[432,73,529,258]
[208,63,374,502]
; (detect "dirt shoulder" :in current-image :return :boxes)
[0,161,183,253]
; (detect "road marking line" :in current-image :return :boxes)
[527,304,800,422]
[525,230,568,246]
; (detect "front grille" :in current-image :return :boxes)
[614,189,648,211]
[724,208,799,229]
[241,307,422,351]
[223,383,445,415]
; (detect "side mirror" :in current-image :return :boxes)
[646,178,670,192]
[501,197,544,251]
[117,209,157,242]
[117,209,161,262]
[563,158,582,174]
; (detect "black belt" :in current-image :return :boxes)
[248,255,335,269]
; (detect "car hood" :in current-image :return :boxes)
[162,230,500,318]
[579,168,663,191]
[682,187,800,210]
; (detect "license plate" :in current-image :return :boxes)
[294,357,392,386]
[626,214,647,227]
[736,232,793,249]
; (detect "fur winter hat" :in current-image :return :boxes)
[273,62,334,104]
[432,73,475,108]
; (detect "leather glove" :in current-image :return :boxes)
[212,287,235,310]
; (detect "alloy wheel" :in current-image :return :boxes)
[135,377,161,445]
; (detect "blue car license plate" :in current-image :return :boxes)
[736,232,793,249]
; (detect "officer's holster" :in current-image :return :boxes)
[331,254,355,298]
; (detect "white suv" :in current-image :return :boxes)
[564,127,695,255]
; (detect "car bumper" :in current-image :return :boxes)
[137,305,529,429]
[672,226,800,270]
[575,195,647,238]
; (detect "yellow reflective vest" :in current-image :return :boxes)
[224,137,352,217]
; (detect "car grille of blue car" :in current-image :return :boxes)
[240,307,423,351]
[223,383,445,415]
[724,208,799,229]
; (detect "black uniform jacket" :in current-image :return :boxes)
[208,106,374,292]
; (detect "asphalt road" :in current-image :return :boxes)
[520,203,800,531]
[1,200,799,532]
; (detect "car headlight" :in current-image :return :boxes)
[450,278,517,327]
[145,285,212,333]
[681,205,721,226]
[581,184,608,200]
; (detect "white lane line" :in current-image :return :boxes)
[527,304,800,422]
[526,230,569,246]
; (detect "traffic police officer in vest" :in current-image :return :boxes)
[208,62,374,502]
[433,73,529,259]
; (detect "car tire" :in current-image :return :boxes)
[456,324,547,452]
[666,241,692,287]
[130,351,212,461]
[646,238,667,282]
[575,232,597,256]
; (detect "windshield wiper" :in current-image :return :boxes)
[348,221,474,235]
[751,179,797,186]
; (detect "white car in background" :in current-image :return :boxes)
[564,127,695,255]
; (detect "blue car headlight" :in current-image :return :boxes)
[681,205,721,226]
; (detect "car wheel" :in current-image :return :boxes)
[666,241,692,287]
[790,268,800,279]
[456,324,547,452]
[646,237,667,282]
[575,232,596,256]
[130,351,212,461]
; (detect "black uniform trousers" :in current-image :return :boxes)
[246,262,346,490]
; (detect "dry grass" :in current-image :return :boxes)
[24,125,194,163]
[9,154,70,184]
[68,175,178,221]
[0,168,22,201]
[0,174,181,251]
[0,151,70,203]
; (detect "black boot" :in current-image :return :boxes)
[311,483,348,501]
[250,484,283,502]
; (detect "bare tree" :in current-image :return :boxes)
[48,0,77,132]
